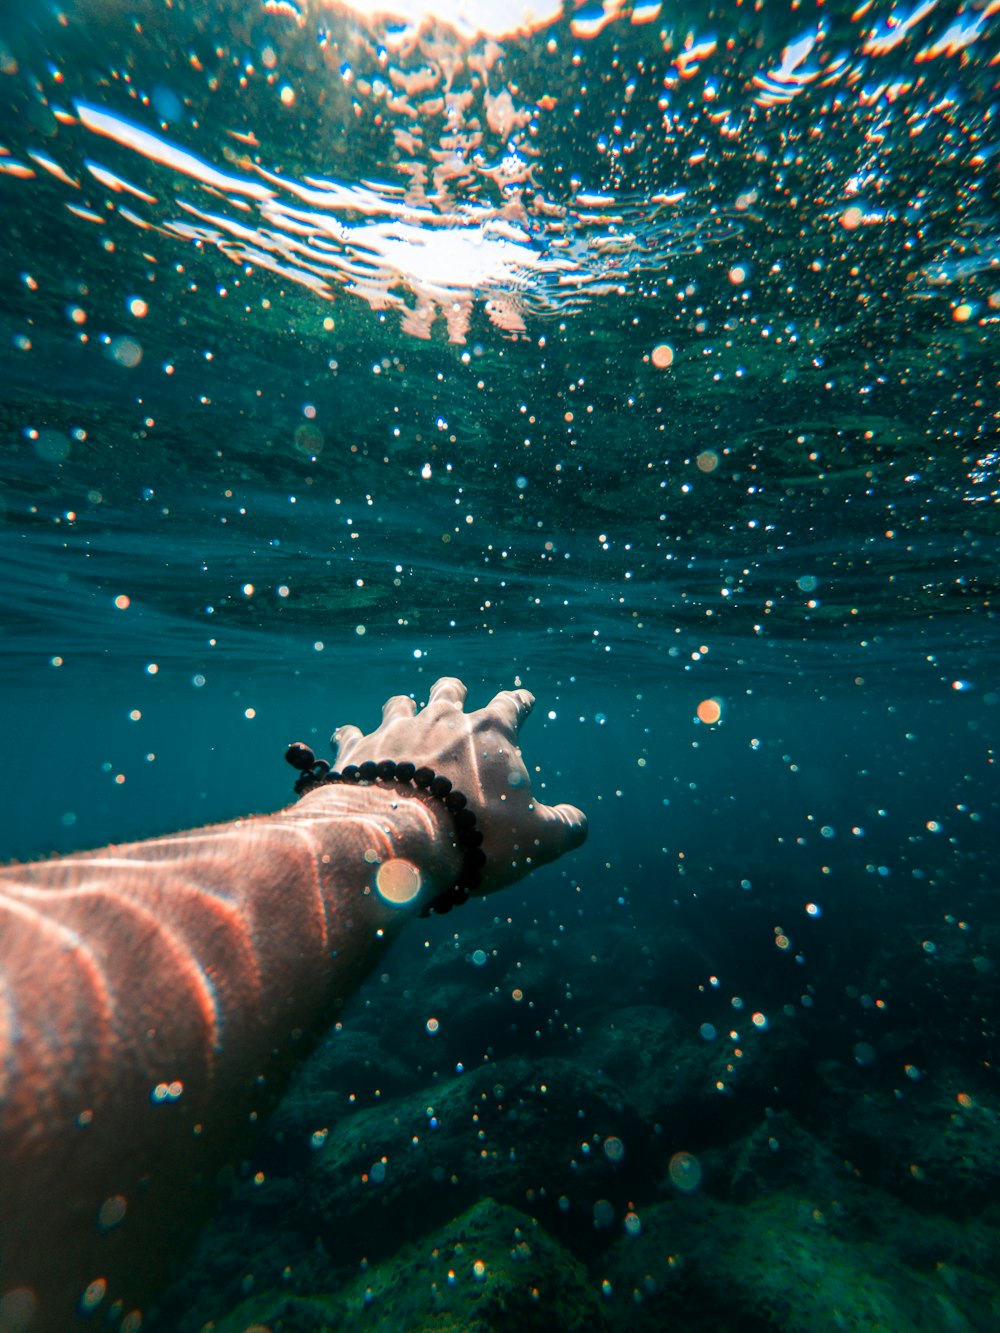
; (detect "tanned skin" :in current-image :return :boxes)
[0,678,586,1332]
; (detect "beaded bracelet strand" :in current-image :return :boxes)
[284,742,485,916]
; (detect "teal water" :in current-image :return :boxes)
[2,1,999,1329]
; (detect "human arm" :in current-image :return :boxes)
[0,677,586,1331]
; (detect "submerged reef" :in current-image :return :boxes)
[157,895,1000,1333]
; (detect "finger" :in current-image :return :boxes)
[330,723,364,758]
[532,801,588,862]
[381,694,417,723]
[483,688,535,738]
[426,677,468,710]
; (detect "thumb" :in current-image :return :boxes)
[532,801,588,864]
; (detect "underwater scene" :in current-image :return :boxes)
[1,0,999,1328]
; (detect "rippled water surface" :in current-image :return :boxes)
[2,0,997,674]
[1,1,999,1329]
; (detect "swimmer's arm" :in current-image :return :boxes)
[0,783,459,1141]
[0,783,460,1331]
[0,678,586,1329]
[0,677,586,1141]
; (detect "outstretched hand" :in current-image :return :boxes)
[330,676,587,894]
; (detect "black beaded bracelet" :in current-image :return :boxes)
[284,742,485,917]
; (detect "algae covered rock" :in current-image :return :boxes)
[599,1191,1000,1333]
[298,1053,647,1265]
[722,1108,848,1204]
[156,1049,646,1330]
[587,1001,816,1152]
[819,1058,1000,1214]
[588,1004,702,1122]
[202,1199,606,1333]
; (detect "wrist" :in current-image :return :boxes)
[289,782,462,921]
[284,749,487,917]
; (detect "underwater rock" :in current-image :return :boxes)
[176,1199,607,1333]
[721,1108,848,1206]
[819,1057,1000,1214]
[585,1002,816,1146]
[555,921,715,1021]
[851,912,1000,1067]
[153,905,1000,1332]
[599,1191,1000,1332]
[299,1054,646,1266]
[158,1053,644,1329]
[261,1026,423,1158]
[587,1004,708,1123]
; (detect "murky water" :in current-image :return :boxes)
[1,1,998,1329]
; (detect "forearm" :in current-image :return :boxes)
[0,785,458,1329]
[0,785,457,1132]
